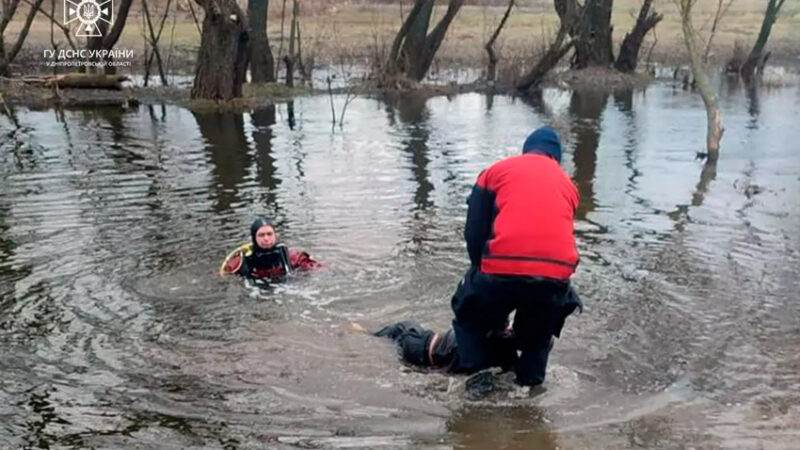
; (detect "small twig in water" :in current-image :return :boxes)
[326,75,336,125]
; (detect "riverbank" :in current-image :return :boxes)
[7,1,800,75]
[4,63,799,112]
[0,68,653,112]
[0,78,311,110]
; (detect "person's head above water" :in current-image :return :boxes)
[250,217,278,251]
[522,126,562,163]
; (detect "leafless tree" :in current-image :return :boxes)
[191,0,249,100]
[0,0,45,76]
[556,0,613,68]
[677,0,723,160]
[142,0,173,86]
[283,0,298,87]
[556,0,661,72]
[386,0,465,82]
[738,0,787,79]
[484,0,514,83]
[85,0,135,74]
[702,0,735,63]
[275,0,287,79]
[515,0,576,91]
[248,0,276,83]
[19,0,76,52]
[615,0,662,72]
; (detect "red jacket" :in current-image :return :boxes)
[465,153,579,280]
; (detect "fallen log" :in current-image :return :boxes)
[3,74,130,90]
[44,74,130,90]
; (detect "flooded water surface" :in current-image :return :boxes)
[1,80,799,448]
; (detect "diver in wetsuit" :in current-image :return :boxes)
[220,217,318,283]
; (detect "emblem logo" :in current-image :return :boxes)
[63,0,113,37]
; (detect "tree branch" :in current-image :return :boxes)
[102,0,134,49]
[387,0,425,73]
[485,0,515,82]
[19,0,76,50]
[0,0,22,35]
[486,0,514,50]
[6,0,45,65]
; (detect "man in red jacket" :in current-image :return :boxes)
[452,126,583,386]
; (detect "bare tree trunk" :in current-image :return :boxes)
[398,0,434,78]
[411,0,464,81]
[186,0,202,35]
[515,18,574,91]
[739,0,786,79]
[49,0,56,74]
[515,0,577,91]
[296,17,310,83]
[614,0,662,72]
[85,0,135,74]
[18,0,76,52]
[191,0,249,100]
[386,0,464,82]
[485,0,514,83]
[573,0,614,69]
[248,0,276,83]
[142,0,170,86]
[386,0,426,75]
[276,0,287,79]
[283,0,298,87]
[0,0,46,76]
[678,0,723,160]
[516,41,574,91]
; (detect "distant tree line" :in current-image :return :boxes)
[0,0,792,100]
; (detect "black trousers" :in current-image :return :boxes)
[451,266,582,386]
[375,321,514,371]
[374,321,437,367]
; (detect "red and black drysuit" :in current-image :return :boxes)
[220,218,318,283]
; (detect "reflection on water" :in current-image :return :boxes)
[570,89,608,220]
[449,405,558,450]
[386,94,434,212]
[195,112,251,213]
[1,80,800,448]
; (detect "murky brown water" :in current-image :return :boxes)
[1,78,799,449]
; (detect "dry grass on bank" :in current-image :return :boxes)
[5,0,799,79]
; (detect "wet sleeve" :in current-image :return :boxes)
[289,249,319,271]
[220,249,244,276]
[464,170,496,267]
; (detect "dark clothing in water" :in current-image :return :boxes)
[374,320,517,372]
[451,266,582,385]
[376,268,580,384]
